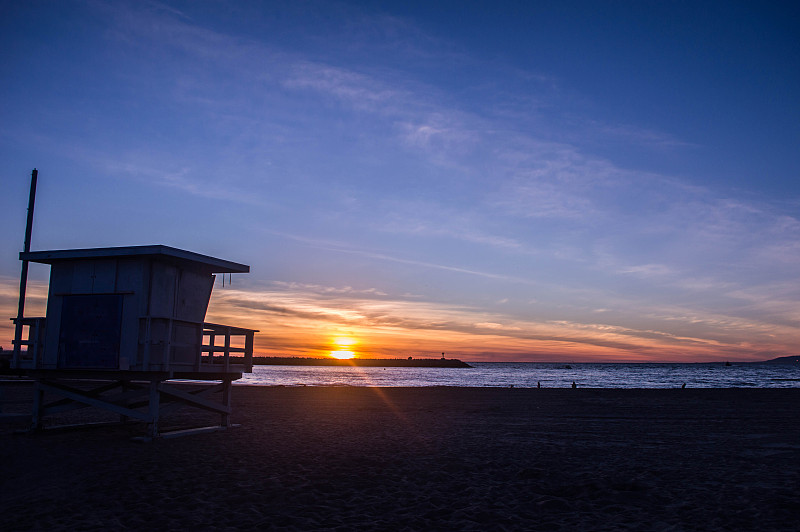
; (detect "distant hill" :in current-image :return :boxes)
[759,355,800,364]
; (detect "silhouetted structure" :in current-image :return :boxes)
[10,245,257,439]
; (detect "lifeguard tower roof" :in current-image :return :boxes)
[21,245,249,273]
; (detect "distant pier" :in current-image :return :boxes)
[253,357,473,368]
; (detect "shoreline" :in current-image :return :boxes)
[2,387,799,530]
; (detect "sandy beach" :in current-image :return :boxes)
[2,384,799,530]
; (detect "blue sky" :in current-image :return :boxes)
[2,0,799,361]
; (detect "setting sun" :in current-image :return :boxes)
[333,336,357,347]
[329,336,358,359]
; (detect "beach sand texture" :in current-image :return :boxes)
[2,385,799,530]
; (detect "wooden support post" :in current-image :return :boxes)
[142,317,152,371]
[147,379,161,439]
[245,332,254,372]
[224,327,231,372]
[194,323,203,372]
[222,379,232,427]
[209,331,216,362]
[164,319,173,370]
[120,381,130,423]
[33,318,42,366]
[31,380,44,431]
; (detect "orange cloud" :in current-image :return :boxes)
[1,276,795,363]
[204,281,798,362]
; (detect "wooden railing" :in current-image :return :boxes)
[139,317,257,373]
[9,317,46,369]
[201,322,256,373]
[7,316,257,374]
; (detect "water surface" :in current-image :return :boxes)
[237,362,800,388]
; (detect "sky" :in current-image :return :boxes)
[1,0,799,362]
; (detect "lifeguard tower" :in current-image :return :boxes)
[10,245,258,439]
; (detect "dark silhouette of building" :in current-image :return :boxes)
[10,245,257,439]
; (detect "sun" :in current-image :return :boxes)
[333,336,357,348]
[329,336,358,359]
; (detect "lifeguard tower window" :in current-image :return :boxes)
[58,294,123,369]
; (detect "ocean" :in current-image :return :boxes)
[237,361,800,388]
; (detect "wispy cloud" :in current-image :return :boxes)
[102,159,269,206]
[590,121,700,150]
[285,62,405,111]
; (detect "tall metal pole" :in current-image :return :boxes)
[13,169,38,367]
